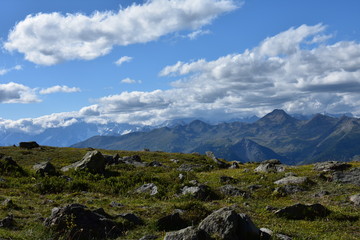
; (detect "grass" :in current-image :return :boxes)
[0,146,359,239]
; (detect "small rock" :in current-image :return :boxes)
[178,164,205,172]
[33,161,57,176]
[275,203,330,220]
[170,159,180,164]
[0,215,14,228]
[181,185,212,200]
[148,161,162,167]
[349,194,360,205]
[219,176,238,184]
[255,162,285,173]
[219,185,250,198]
[156,212,187,231]
[178,173,185,181]
[248,185,262,191]
[229,162,240,169]
[332,167,360,186]
[164,226,211,240]
[118,213,143,225]
[206,151,230,168]
[135,183,158,196]
[274,176,313,185]
[314,190,330,198]
[110,201,124,207]
[139,235,158,240]
[265,205,278,212]
[273,185,305,196]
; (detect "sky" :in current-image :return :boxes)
[1,0,360,131]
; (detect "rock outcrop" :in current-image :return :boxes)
[275,203,330,220]
[61,150,106,174]
[33,161,57,176]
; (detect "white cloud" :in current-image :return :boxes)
[115,56,133,66]
[187,29,211,40]
[39,85,81,94]
[0,65,22,76]
[0,82,39,103]
[79,105,100,116]
[4,0,239,65]
[121,78,142,84]
[95,24,360,124]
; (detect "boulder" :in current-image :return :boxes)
[274,203,330,220]
[33,161,57,176]
[0,215,14,228]
[219,185,250,198]
[332,167,360,186]
[135,183,158,196]
[0,156,26,176]
[121,155,147,167]
[61,150,106,174]
[254,160,285,173]
[156,212,188,231]
[164,226,211,240]
[273,185,305,196]
[181,185,212,200]
[206,151,230,168]
[274,176,313,185]
[198,207,262,240]
[349,194,360,206]
[219,176,238,184]
[314,161,351,172]
[103,154,120,165]
[148,161,162,167]
[19,141,39,149]
[178,164,206,172]
[44,204,123,240]
[117,213,143,225]
[229,162,240,169]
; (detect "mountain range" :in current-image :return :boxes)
[72,109,360,165]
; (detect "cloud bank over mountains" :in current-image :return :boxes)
[4,0,238,65]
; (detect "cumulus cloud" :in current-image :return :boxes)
[0,82,39,103]
[39,85,81,94]
[115,56,133,66]
[95,24,360,124]
[0,65,22,75]
[120,78,142,84]
[4,0,239,65]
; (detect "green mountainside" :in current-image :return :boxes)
[0,146,359,239]
[72,110,360,165]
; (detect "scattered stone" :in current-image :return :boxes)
[181,185,212,200]
[178,173,185,181]
[332,167,360,186]
[178,164,205,172]
[273,185,305,196]
[314,161,351,172]
[189,180,199,185]
[285,172,296,177]
[110,201,124,208]
[229,162,240,169]
[276,234,293,240]
[219,175,238,184]
[314,190,330,198]
[2,199,20,210]
[170,159,180,164]
[254,160,285,173]
[198,207,262,240]
[274,176,313,185]
[0,215,14,228]
[19,141,39,149]
[121,155,147,167]
[118,213,143,225]
[349,194,360,206]
[61,150,106,174]
[148,161,162,167]
[103,154,120,165]
[156,212,188,231]
[164,226,211,240]
[135,183,158,196]
[275,203,330,220]
[219,185,250,198]
[206,151,230,168]
[44,204,123,240]
[33,161,57,176]
[265,205,278,212]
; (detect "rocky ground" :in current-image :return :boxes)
[0,143,359,239]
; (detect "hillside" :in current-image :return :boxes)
[72,110,360,165]
[0,145,359,239]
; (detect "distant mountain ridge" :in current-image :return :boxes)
[72,109,360,165]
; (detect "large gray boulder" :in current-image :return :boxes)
[255,160,285,173]
[332,167,360,186]
[164,226,211,240]
[198,207,262,240]
[274,176,312,185]
[314,161,351,172]
[61,150,106,174]
[33,161,57,176]
[44,204,123,240]
[181,185,212,200]
[19,141,39,149]
[350,194,360,206]
[219,185,250,198]
[274,203,330,220]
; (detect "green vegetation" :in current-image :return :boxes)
[0,146,359,239]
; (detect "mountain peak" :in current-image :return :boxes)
[256,109,296,126]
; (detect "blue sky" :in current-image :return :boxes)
[1,0,360,131]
